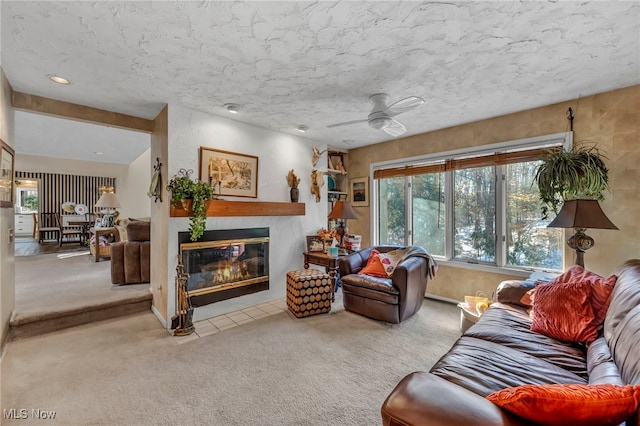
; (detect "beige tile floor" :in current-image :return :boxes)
[171,298,288,344]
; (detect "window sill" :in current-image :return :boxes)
[435,259,541,278]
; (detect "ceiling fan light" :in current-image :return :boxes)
[369,117,391,130]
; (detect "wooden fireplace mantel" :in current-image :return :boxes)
[170,199,305,217]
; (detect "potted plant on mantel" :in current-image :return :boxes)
[534,145,610,219]
[167,169,215,241]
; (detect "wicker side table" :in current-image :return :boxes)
[89,227,115,262]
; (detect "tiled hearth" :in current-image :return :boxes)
[170,298,288,344]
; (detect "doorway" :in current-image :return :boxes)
[15,179,38,215]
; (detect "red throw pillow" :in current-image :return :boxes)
[520,288,535,306]
[531,280,598,343]
[551,265,617,327]
[487,384,640,426]
[360,249,388,278]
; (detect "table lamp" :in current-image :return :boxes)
[328,201,358,250]
[95,192,121,217]
[547,199,618,267]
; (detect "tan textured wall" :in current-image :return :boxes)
[430,266,523,302]
[348,85,640,300]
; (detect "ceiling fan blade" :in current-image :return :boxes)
[327,119,368,128]
[383,119,406,137]
[383,96,425,117]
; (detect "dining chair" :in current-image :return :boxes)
[32,212,38,239]
[82,212,98,240]
[38,212,60,244]
[56,213,84,247]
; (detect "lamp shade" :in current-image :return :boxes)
[95,192,121,209]
[328,201,358,220]
[547,199,618,230]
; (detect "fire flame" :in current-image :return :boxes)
[212,259,251,284]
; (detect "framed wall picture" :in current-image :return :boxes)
[199,147,258,198]
[350,177,369,207]
[0,139,15,208]
[306,235,325,252]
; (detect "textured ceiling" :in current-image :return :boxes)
[2,1,640,163]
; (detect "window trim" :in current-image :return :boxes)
[370,132,572,273]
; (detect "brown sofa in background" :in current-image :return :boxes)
[110,220,150,285]
[338,246,430,324]
[381,260,640,426]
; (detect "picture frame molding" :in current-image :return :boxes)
[0,139,15,208]
[350,177,369,207]
[199,147,259,198]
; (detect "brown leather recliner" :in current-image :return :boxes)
[338,246,429,323]
[110,220,150,285]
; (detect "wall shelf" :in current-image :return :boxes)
[170,200,305,217]
[325,169,347,175]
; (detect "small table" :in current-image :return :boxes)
[457,303,482,334]
[90,227,115,262]
[303,251,343,302]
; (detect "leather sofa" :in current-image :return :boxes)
[110,220,150,285]
[338,246,429,324]
[381,259,640,426]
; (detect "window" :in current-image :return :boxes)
[505,161,562,269]
[412,173,445,256]
[378,176,405,246]
[453,166,496,263]
[373,133,568,271]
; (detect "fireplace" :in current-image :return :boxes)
[179,228,269,307]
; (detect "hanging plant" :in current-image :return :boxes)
[534,145,610,219]
[166,169,215,241]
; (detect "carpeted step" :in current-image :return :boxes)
[9,293,153,340]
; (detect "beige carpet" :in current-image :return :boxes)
[1,298,460,425]
[11,252,152,339]
[14,252,150,320]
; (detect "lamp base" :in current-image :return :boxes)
[567,228,594,268]
[335,221,347,249]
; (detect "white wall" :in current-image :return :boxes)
[165,104,327,323]
[14,152,151,219]
[0,67,16,354]
[118,148,151,219]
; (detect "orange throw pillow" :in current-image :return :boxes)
[531,280,598,343]
[487,384,640,426]
[360,249,388,278]
[550,265,617,327]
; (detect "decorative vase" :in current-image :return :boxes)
[290,187,299,203]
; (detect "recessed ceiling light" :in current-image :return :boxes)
[94,151,103,155]
[224,103,241,114]
[296,125,308,133]
[50,75,70,85]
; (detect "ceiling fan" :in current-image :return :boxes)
[327,93,424,137]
